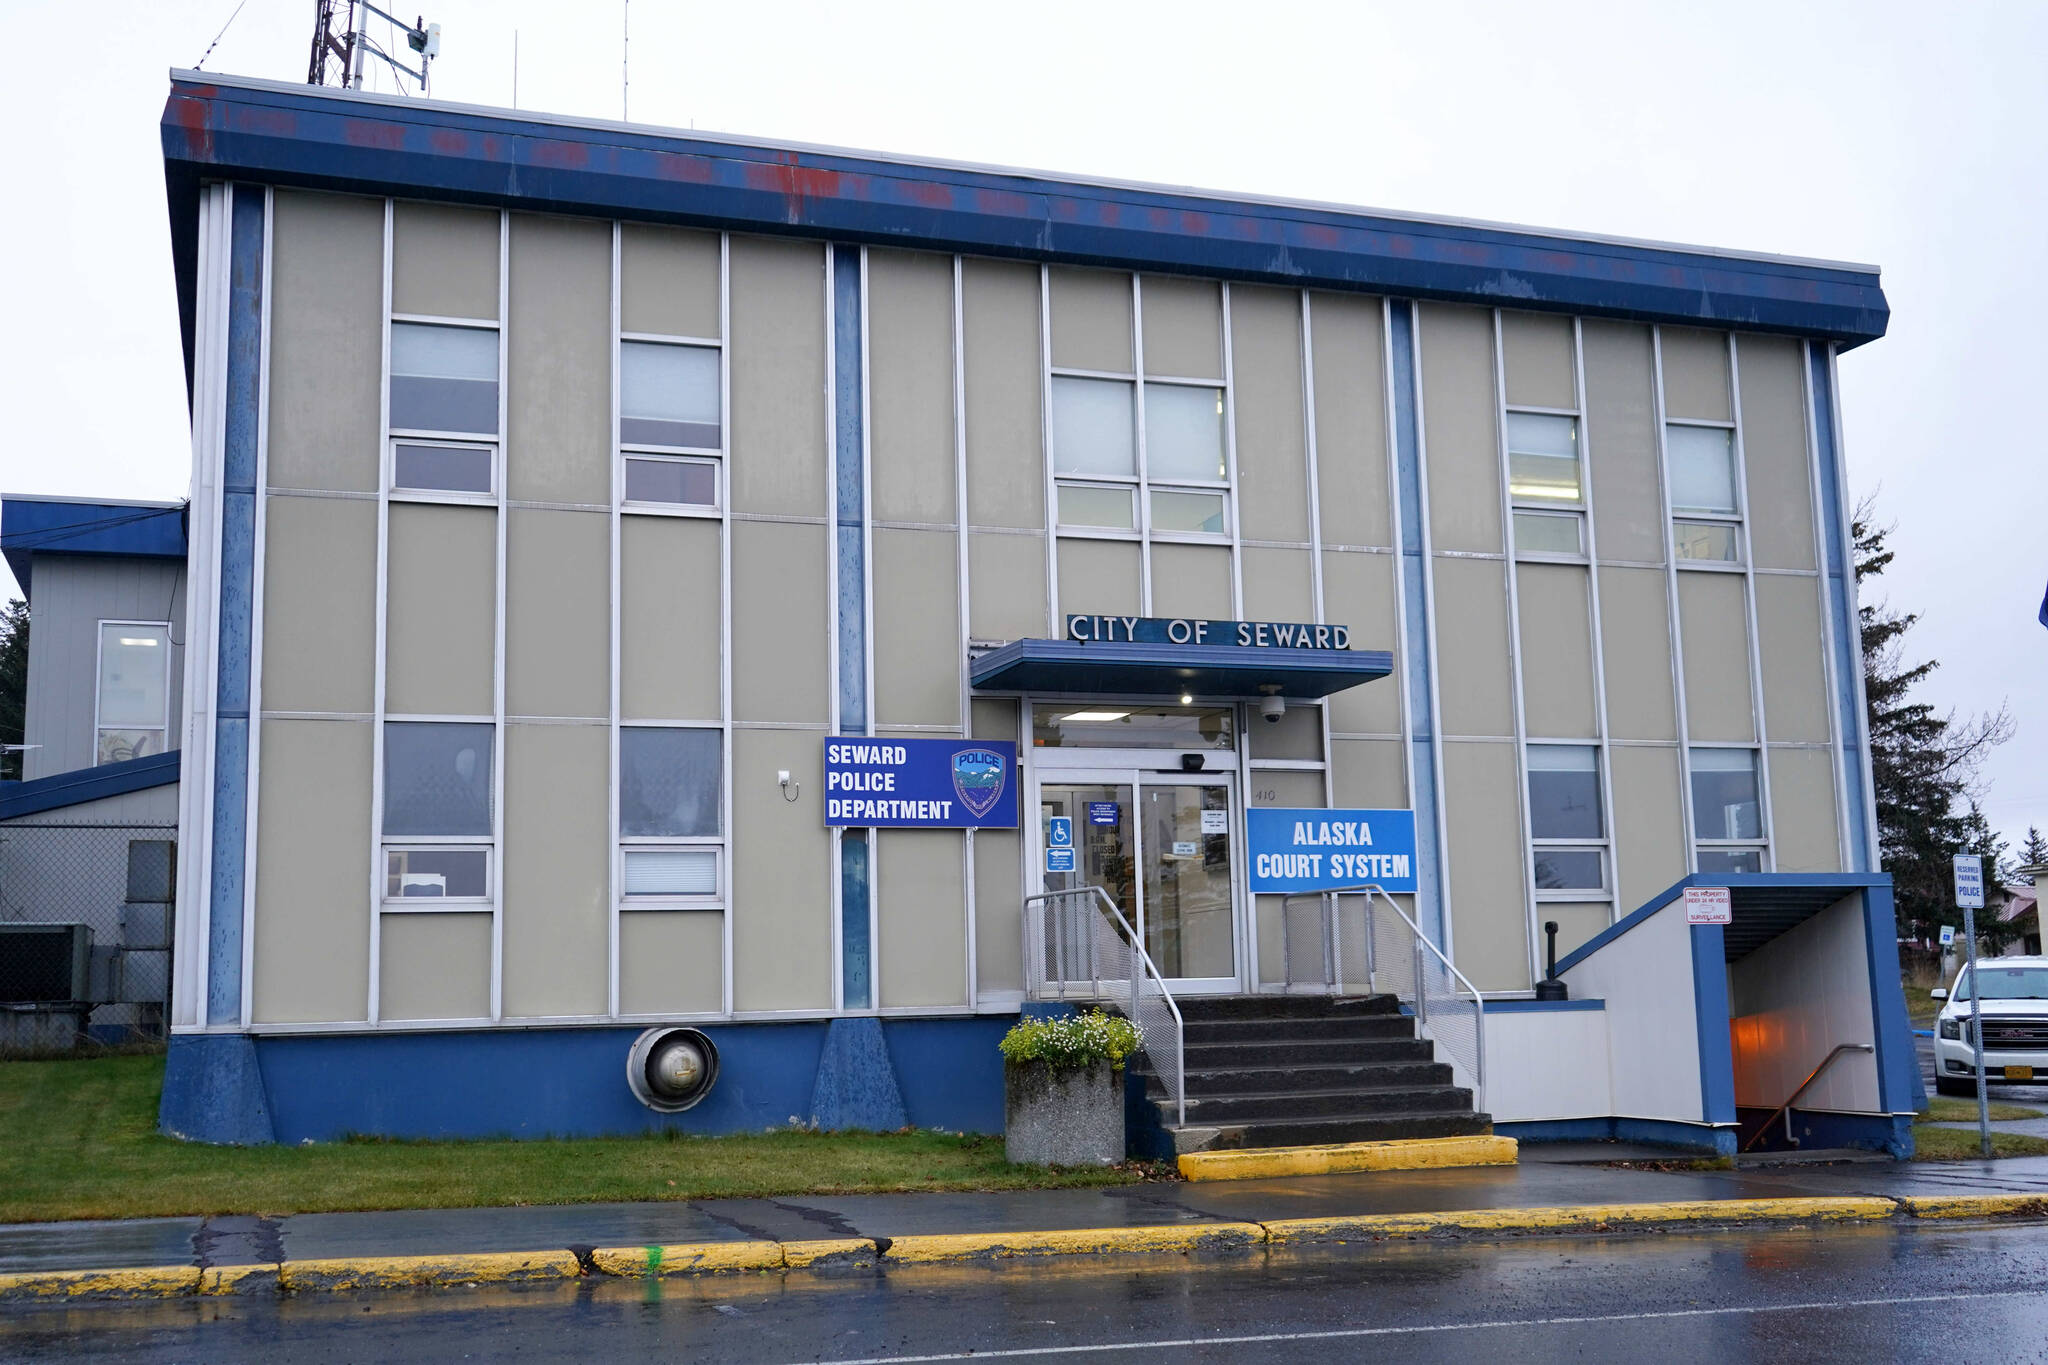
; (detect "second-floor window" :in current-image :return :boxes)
[96,622,170,765]
[1667,423,1744,566]
[619,340,723,513]
[1051,377,1229,540]
[1507,412,1585,557]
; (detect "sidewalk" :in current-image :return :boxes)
[6,1147,2048,1300]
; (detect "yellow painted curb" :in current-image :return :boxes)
[781,1238,877,1269]
[278,1249,582,1294]
[1899,1193,2048,1220]
[1265,1195,1898,1242]
[0,1264,202,1301]
[198,1264,279,1296]
[1179,1134,1518,1182]
[589,1241,785,1277]
[882,1222,1267,1263]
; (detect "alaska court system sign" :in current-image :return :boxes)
[1245,809,1418,894]
[823,738,1020,828]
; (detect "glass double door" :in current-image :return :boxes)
[1039,772,1240,993]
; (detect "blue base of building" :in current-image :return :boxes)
[1735,1107,1914,1159]
[160,1015,1016,1145]
[1497,1116,1740,1156]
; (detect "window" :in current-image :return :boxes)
[1690,747,1766,872]
[384,847,490,903]
[1506,413,1583,557]
[1143,384,1225,482]
[1512,511,1582,556]
[1057,482,1135,530]
[619,726,723,904]
[1666,425,1737,515]
[392,441,494,497]
[390,322,499,435]
[96,623,170,765]
[1526,745,1607,894]
[1673,520,1739,562]
[1051,377,1136,478]
[1050,376,1229,539]
[1150,489,1227,534]
[383,722,494,836]
[619,341,723,511]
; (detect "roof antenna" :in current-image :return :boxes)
[309,0,440,94]
[622,0,630,120]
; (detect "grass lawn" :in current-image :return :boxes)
[1911,1124,2048,1161]
[1922,1097,2045,1123]
[1902,984,1943,1027]
[0,1053,1157,1224]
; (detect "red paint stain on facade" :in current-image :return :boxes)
[649,151,716,184]
[340,119,406,151]
[532,139,593,170]
[428,128,471,157]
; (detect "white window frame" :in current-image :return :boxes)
[615,719,726,911]
[1665,417,1746,571]
[387,435,499,505]
[1524,740,1612,904]
[617,332,725,520]
[93,619,173,767]
[1687,742,1772,872]
[387,314,502,444]
[1049,368,1234,546]
[380,844,494,909]
[1505,405,1588,563]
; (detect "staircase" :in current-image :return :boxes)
[1131,993,1492,1156]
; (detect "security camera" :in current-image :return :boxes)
[1259,694,1285,724]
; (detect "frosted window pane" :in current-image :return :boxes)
[1513,511,1581,554]
[391,323,497,380]
[1673,520,1739,561]
[1057,483,1135,530]
[624,457,718,506]
[1143,385,1225,482]
[390,323,499,434]
[620,342,721,448]
[384,722,494,837]
[624,849,718,896]
[1505,412,1578,458]
[97,624,168,728]
[620,727,722,837]
[1051,377,1136,477]
[394,443,493,494]
[1150,489,1226,534]
[1667,426,1737,514]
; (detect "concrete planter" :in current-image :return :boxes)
[1004,1059,1125,1165]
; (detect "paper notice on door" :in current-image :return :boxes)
[1172,840,1198,857]
[1200,809,1228,834]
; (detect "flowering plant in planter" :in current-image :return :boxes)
[999,1011,1143,1166]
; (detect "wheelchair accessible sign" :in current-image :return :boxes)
[1045,816,1076,873]
[1245,809,1417,894]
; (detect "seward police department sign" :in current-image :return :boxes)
[823,737,1020,828]
[1245,808,1417,894]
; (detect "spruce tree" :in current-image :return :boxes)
[0,598,26,783]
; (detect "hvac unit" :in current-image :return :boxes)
[0,924,92,1004]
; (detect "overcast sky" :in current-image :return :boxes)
[1,0,2041,848]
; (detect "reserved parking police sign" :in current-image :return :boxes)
[822,737,1020,828]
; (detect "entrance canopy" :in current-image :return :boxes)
[970,637,1393,700]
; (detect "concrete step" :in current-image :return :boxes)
[1173,994,1401,1021]
[1167,1109,1494,1153]
[1155,1059,1455,1096]
[1176,1083,1476,1124]
[1182,1014,1417,1044]
[1161,1037,1436,1069]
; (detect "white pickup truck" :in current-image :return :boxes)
[1931,957,2048,1097]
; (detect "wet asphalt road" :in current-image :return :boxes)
[7,1219,2048,1363]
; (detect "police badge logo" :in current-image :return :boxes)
[951,748,1006,819]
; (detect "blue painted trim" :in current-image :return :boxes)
[1859,883,1919,1116]
[968,637,1393,699]
[831,243,872,1011]
[1387,302,1446,951]
[1554,871,1893,976]
[839,831,872,1010]
[0,500,186,602]
[1496,1116,1737,1155]
[1808,347,1872,872]
[1767,1108,1913,1159]
[0,752,180,820]
[1485,997,1606,1013]
[160,74,1888,393]
[204,184,264,1028]
[159,1033,276,1145]
[1690,922,1737,1124]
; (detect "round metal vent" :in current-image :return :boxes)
[626,1027,721,1113]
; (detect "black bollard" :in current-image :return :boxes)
[1533,919,1570,1001]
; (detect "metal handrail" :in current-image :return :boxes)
[1022,885,1187,1126]
[1280,883,1488,1106]
[1738,1041,1874,1153]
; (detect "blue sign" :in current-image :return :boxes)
[1087,802,1119,826]
[1046,847,1076,873]
[1245,808,1417,894]
[1047,816,1073,847]
[823,737,1019,828]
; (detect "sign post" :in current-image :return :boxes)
[1954,854,1991,1158]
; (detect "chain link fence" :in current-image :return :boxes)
[0,821,177,1044]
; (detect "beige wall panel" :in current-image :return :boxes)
[1140,275,1223,379]
[1321,551,1402,735]
[1516,563,1598,739]
[869,250,958,525]
[1331,738,1409,809]
[506,508,608,718]
[1431,556,1514,737]
[969,532,1048,641]
[1611,745,1688,911]
[1678,572,1756,742]
[1242,545,1313,622]
[1419,303,1502,553]
[268,191,382,493]
[1250,705,1325,762]
[1231,286,1312,544]
[251,718,371,1024]
[731,520,828,724]
[619,912,724,1015]
[1500,312,1576,411]
[1756,574,1832,744]
[391,201,499,321]
[974,828,1023,995]
[384,503,495,717]
[1598,566,1677,741]
[1770,747,1843,873]
[1149,543,1233,620]
[1660,326,1733,423]
[879,830,969,1008]
[261,494,378,714]
[507,214,610,504]
[621,516,721,722]
[874,528,961,728]
[501,723,608,1017]
[1309,293,1392,549]
[1047,267,1132,372]
[1582,321,1665,564]
[730,236,828,517]
[1542,902,1614,963]
[972,697,1020,744]
[962,260,1045,530]
[1250,767,1328,987]
[733,726,833,1010]
[1442,741,1530,993]
[1736,335,1817,571]
[1249,768,1325,808]
[378,913,492,1021]
[619,223,720,338]
[1057,538,1141,618]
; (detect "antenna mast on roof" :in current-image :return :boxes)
[308,0,440,94]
